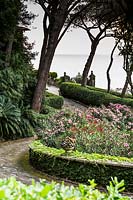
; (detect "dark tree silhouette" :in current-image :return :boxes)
[106,40,120,93]
[31,0,92,112]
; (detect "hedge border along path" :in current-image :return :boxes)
[29,141,133,192]
[59,82,133,107]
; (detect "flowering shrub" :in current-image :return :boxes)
[38,104,133,158]
[86,103,133,131]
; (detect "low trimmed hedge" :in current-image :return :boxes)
[44,92,64,109]
[0,177,131,200]
[29,141,133,192]
[87,86,133,99]
[60,83,133,107]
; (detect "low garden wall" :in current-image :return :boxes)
[29,141,133,192]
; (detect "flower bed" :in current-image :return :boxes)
[37,104,132,158]
[31,103,133,192]
[29,141,133,192]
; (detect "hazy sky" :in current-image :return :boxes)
[26,1,119,68]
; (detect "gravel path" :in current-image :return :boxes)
[47,85,88,112]
[0,138,44,184]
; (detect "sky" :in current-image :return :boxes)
[26,1,119,68]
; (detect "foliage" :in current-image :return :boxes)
[0,0,36,67]
[87,86,133,99]
[30,141,133,164]
[60,82,105,106]
[0,68,23,104]
[0,177,131,200]
[0,67,37,107]
[44,92,64,109]
[0,95,21,139]
[0,0,20,40]
[37,105,132,158]
[49,72,58,80]
[0,92,59,140]
[86,103,133,131]
[0,95,35,139]
[29,141,133,192]
[60,82,133,107]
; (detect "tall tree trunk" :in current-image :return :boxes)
[81,40,99,86]
[107,40,119,92]
[32,12,67,112]
[121,76,128,97]
[32,35,58,112]
[126,70,133,95]
[5,32,15,67]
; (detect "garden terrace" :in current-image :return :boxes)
[29,141,133,192]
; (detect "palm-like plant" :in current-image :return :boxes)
[0,68,23,104]
[0,95,22,139]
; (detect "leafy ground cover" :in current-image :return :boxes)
[37,103,133,158]
[0,177,131,199]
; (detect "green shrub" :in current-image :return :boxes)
[0,95,22,139]
[0,67,37,107]
[0,68,23,104]
[103,94,133,107]
[0,177,131,200]
[0,96,36,140]
[60,82,105,106]
[60,83,133,107]
[49,71,58,79]
[29,141,133,192]
[87,86,133,99]
[44,92,64,109]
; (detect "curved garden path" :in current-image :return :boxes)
[0,86,88,185]
[0,86,132,198]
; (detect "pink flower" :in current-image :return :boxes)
[78,112,82,117]
[68,119,72,124]
[123,143,129,147]
[86,114,92,119]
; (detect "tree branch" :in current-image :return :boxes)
[37,0,52,19]
[57,2,93,45]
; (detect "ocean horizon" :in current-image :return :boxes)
[50,54,126,90]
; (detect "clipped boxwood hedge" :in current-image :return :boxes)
[60,83,133,107]
[44,92,64,109]
[87,86,133,99]
[29,141,133,192]
[60,82,105,106]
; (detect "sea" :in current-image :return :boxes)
[50,54,126,90]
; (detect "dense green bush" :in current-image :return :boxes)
[0,177,131,200]
[87,86,133,99]
[0,68,23,104]
[60,82,105,106]
[49,71,58,79]
[29,141,133,192]
[44,92,64,109]
[60,83,133,107]
[0,95,22,139]
[0,67,37,107]
[0,96,35,139]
